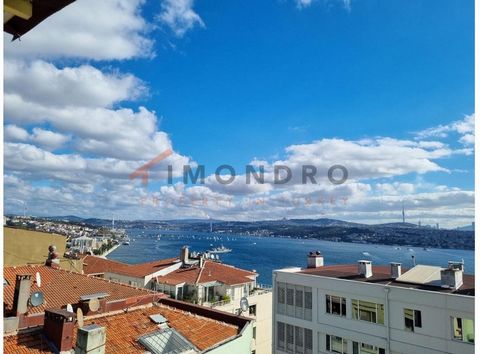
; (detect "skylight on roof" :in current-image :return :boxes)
[150,314,168,324]
[138,328,197,354]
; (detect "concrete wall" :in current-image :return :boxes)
[273,270,474,354]
[206,320,254,354]
[215,290,273,354]
[4,227,66,266]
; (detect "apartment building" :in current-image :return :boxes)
[273,251,474,354]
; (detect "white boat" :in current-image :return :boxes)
[209,245,232,254]
[122,239,130,245]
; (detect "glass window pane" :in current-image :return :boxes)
[287,288,294,306]
[295,289,303,308]
[286,324,294,351]
[414,310,422,328]
[277,322,285,350]
[305,289,312,309]
[453,317,463,341]
[295,326,303,354]
[404,309,414,332]
[462,319,475,343]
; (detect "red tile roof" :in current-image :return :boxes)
[4,265,154,315]
[157,260,257,286]
[4,329,51,353]
[4,304,242,353]
[82,256,179,278]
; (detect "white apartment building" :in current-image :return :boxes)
[273,251,474,354]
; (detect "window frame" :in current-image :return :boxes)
[326,294,347,317]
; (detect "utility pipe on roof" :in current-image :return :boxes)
[384,286,391,354]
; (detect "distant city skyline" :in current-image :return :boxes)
[3,0,474,228]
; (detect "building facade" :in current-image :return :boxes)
[273,252,474,354]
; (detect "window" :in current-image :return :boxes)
[404,309,422,332]
[278,283,286,304]
[305,329,312,354]
[253,326,256,339]
[296,289,304,307]
[277,322,285,350]
[287,288,294,306]
[295,326,304,354]
[353,342,385,354]
[304,287,313,321]
[277,321,312,354]
[452,317,474,343]
[287,324,294,352]
[326,334,347,354]
[352,299,384,324]
[277,282,286,315]
[326,295,346,317]
[249,304,257,316]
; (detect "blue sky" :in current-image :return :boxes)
[3,0,475,227]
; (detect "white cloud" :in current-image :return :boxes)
[416,114,475,146]
[30,128,70,150]
[5,125,69,150]
[4,0,153,60]
[158,0,204,37]
[4,124,29,142]
[4,60,146,108]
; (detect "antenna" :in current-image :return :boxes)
[88,298,100,312]
[77,308,84,328]
[30,292,44,307]
[240,297,249,313]
[35,272,41,288]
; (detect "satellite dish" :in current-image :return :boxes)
[66,304,73,313]
[88,298,100,312]
[77,308,84,328]
[240,296,249,313]
[30,292,44,307]
[35,272,41,288]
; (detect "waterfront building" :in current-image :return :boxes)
[3,264,253,353]
[273,251,474,354]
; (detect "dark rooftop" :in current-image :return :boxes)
[295,264,474,296]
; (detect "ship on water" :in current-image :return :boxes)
[209,245,232,254]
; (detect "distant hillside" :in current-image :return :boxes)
[456,224,475,231]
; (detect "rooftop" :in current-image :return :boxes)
[82,255,179,278]
[4,300,247,353]
[156,260,257,286]
[4,265,155,315]
[293,264,474,296]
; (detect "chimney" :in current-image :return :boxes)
[441,261,464,290]
[358,260,372,278]
[75,324,106,354]
[390,262,402,279]
[199,255,205,269]
[180,246,189,265]
[307,251,324,268]
[12,274,32,316]
[44,309,76,353]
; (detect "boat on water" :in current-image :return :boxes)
[122,239,130,245]
[209,245,232,254]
